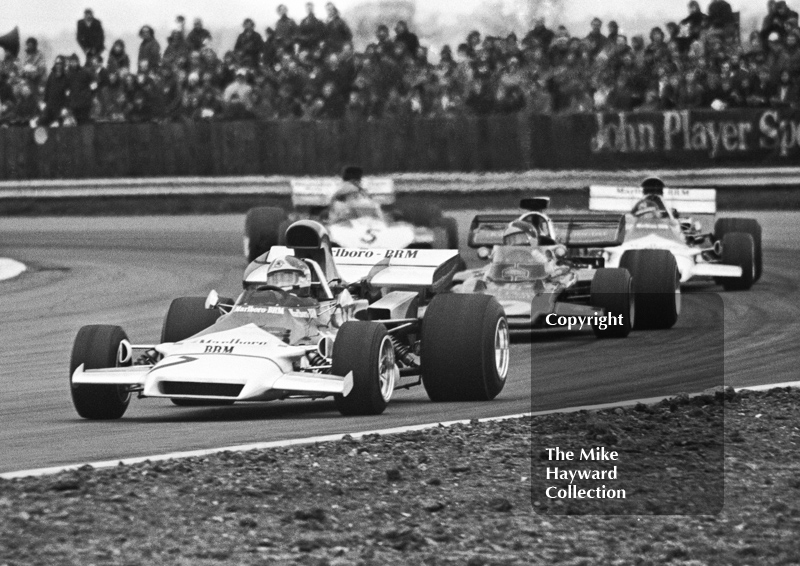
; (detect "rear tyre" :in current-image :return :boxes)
[619,249,680,330]
[422,294,509,402]
[70,325,131,420]
[715,218,762,282]
[590,268,634,338]
[161,297,225,343]
[719,232,755,291]
[161,297,231,406]
[333,322,395,416]
[244,207,287,262]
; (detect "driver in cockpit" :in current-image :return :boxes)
[632,176,668,218]
[502,221,540,247]
[631,196,663,218]
[500,221,563,276]
[328,166,371,223]
[265,256,318,306]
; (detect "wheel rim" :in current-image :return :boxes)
[378,336,396,402]
[494,317,510,380]
[243,237,250,259]
[674,271,682,316]
[115,352,132,404]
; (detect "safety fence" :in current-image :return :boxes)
[0,109,799,180]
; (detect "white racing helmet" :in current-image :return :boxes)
[267,256,311,295]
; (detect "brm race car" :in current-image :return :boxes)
[453,197,681,334]
[588,177,762,291]
[69,221,508,420]
[243,167,458,262]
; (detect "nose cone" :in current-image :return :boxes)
[143,354,285,401]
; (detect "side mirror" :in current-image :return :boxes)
[477,247,491,260]
[205,289,220,310]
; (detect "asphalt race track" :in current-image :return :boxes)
[0,212,797,474]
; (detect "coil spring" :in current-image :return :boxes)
[389,336,415,367]
[307,350,326,367]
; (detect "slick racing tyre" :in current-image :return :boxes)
[70,325,132,420]
[719,232,755,291]
[619,249,680,330]
[333,322,396,416]
[421,294,509,401]
[714,217,762,282]
[161,297,233,407]
[244,207,287,262]
[432,216,459,249]
[590,268,634,338]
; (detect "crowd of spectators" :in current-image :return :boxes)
[1,1,800,126]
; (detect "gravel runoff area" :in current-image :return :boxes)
[2,387,799,566]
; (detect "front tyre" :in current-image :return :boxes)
[70,325,131,420]
[715,218,762,282]
[422,294,509,402]
[590,268,634,338]
[333,322,396,416]
[719,232,755,291]
[619,249,680,330]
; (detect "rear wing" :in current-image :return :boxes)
[332,248,463,294]
[589,185,717,215]
[549,214,627,248]
[467,214,518,248]
[291,178,395,208]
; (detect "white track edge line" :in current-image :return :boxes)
[3,382,797,480]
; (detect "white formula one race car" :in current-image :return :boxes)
[70,221,508,420]
[243,167,458,261]
[589,178,762,291]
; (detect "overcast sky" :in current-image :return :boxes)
[0,0,770,54]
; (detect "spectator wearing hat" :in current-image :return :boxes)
[77,9,105,61]
[138,26,161,71]
[274,5,298,52]
[187,19,212,52]
[235,19,264,68]
[21,37,46,88]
